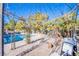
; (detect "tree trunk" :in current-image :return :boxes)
[11,33,16,50]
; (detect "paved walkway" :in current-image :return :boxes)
[25,39,62,56]
[25,42,53,56]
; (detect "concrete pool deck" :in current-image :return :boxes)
[4,33,45,56]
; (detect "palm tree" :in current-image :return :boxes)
[7,19,16,50]
[15,17,26,32]
[28,12,48,33]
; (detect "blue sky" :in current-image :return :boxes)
[3,3,76,24]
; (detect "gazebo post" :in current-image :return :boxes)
[0,3,3,56]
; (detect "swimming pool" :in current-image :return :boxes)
[4,33,25,44]
[3,33,40,44]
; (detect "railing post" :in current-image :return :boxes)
[0,3,3,56]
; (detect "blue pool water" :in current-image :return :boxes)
[4,33,25,44]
